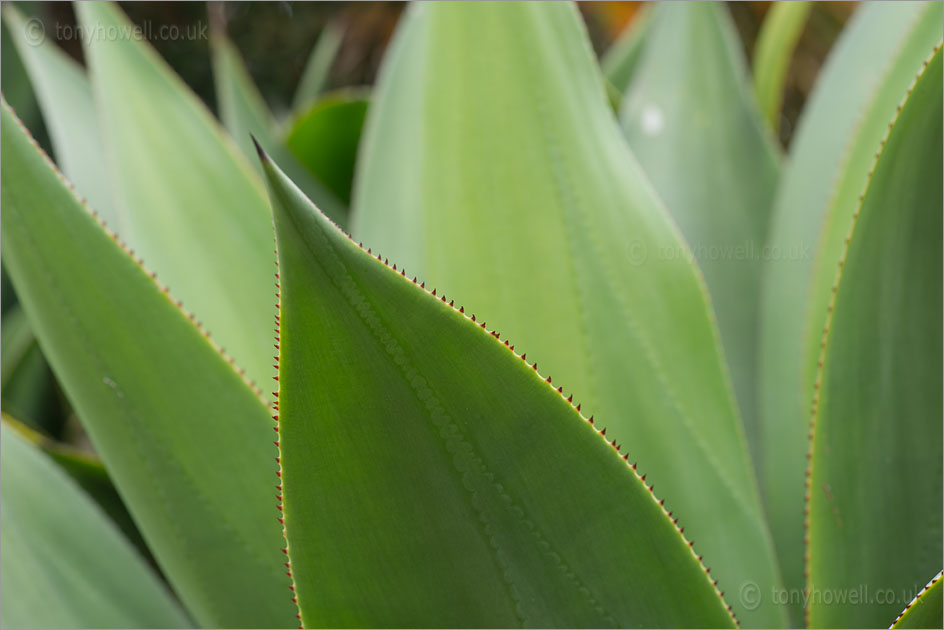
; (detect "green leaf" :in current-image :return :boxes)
[618,1,781,474]
[0,8,41,140]
[0,305,61,431]
[600,5,653,94]
[752,1,812,131]
[3,4,115,225]
[807,47,942,629]
[1,419,189,629]
[209,23,347,226]
[75,1,274,390]
[350,3,783,626]
[292,19,345,112]
[259,144,735,629]
[891,572,943,629]
[757,4,942,615]
[285,89,368,206]
[0,99,297,629]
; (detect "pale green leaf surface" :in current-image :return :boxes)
[3,5,115,224]
[1,420,189,630]
[891,572,943,629]
[752,1,812,131]
[600,5,653,94]
[285,89,368,206]
[209,26,347,225]
[619,1,781,473]
[262,147,735,629]
[758,4,942,614]
[807,48,942,629]
[351,3,783,626]
[76,1,274,390]
[0,100,297,629]
[292,19,345,112]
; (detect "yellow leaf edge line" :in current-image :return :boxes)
[0,98,273,412]
[801,42,943,628]
[260,144,740,629]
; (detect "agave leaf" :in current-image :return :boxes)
[806,47,942,629]
[285,89,368,206]
[0,8,41,139]
[259,145,735,629]
[292,19,345,112]
[3,4,115,224]
[74,1,274,390]
[619,1,781,472]
[752,1,812,131]
[600,4,653,93]
[350,3,783,626]
[1,418,190,629]
[891,572,943,629]
[758,4,942,614]
[0,100,297,629]
[209,23,347,225]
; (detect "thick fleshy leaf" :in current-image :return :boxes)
[752,1,812,131]
[0,8,41,139]
[806,48,942,629]
[619,1,781,471]
[260,146,735,629]
[1,420,189,629]
[350,3,783,626]
[292,19,345,112]
[600,5,653,94]
[891,572,943,629]
[75,1,273,389]
[285,89,368,206]
[0,100,297,629]
[3,5,115,224]
[209,25,346,225]
[758,4,942,614]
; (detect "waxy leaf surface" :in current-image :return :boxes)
[0,100,297,629]
[1,420,189,630]
[351,4,782,625]
[807,48,942,630]
[262,148,735,629]
[758,4,942,613]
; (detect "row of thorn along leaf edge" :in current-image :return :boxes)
[270,188,739,627]
[801,43,943,629]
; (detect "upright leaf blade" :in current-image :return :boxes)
[758,5,942,613]
[752,1,812,131]
[1,420,189,629]
[76,1,274,390]
[600,5,653,94]
[292,20,345,112]
[351,3,783,625]
[807,48,942,629]
[3,5,115,224]
[261,147,735,629]
[1,100,297,629]
[619,1,781,470]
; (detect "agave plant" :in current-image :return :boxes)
[1,1,941,629]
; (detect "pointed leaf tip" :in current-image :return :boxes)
[250,133,268,163]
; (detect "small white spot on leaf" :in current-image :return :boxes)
[640,104,664,137]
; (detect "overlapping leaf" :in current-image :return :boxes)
[76,1,274,389]
[0,100,296,629]
[351,3,783,625]
[619,1,781,468]
[758,4,942,614]
[891,572,943,629]
[752,1,812,131]
[1,419,189,629]
[806,47,942,629]
[262,147,735,628]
